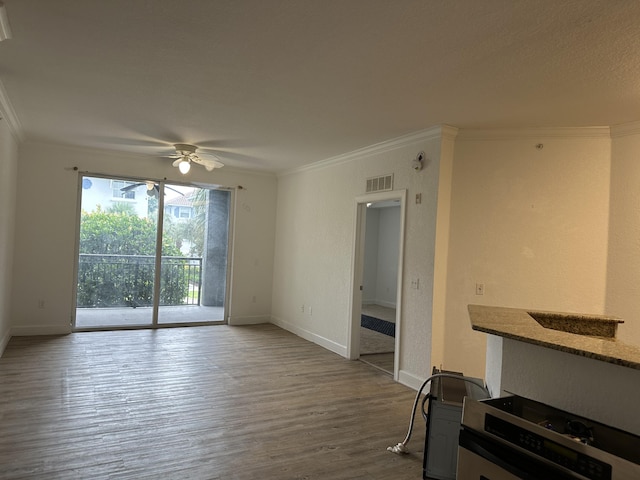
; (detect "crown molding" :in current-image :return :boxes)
[0,78,24,141]
[610,121,640,138]
[278,125,456,177]
[457,126,611,141]
[440,124,459,141]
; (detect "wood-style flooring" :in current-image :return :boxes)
[0,324,425,479]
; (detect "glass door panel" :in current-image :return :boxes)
[158,185,229,324]
[75,176,159,328]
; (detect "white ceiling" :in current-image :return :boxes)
[1,0,640,173]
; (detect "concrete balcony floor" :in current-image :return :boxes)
[75,305,225,329]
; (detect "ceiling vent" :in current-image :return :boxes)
[366,174,393,193]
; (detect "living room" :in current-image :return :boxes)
[2,4,640,477]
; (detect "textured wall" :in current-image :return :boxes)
[10,141,277,333]
[272,129,445,387]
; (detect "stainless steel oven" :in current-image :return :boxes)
[458,395,640,480]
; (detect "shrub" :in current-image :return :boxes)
[77,207,190,308]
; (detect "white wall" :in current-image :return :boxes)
[606,123,640,346]
[10,141,277,334]
[362,208,380,304]
[362,205,400,308]
[0,117,18,352]
[271,129,446,388]
[374,206,400,308]
[444,129,612,378]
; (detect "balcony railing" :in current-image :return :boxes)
[77,254,202,308]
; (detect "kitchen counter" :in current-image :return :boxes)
[468,304,640,370]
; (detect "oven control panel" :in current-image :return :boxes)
[485,414,612,480]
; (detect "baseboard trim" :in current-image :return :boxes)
[374,300,397,309]
[0,327,11,357]
[270,316,347,357]
[11,325,72,336]
[227,315,270,326]
[398,369,426,392]
[362,300,396,309]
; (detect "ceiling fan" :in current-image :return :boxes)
[168,143,224,174]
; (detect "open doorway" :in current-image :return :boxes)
[73,175,231,330]
[350,190,406,379]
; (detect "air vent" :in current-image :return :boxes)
[366,174,393,193]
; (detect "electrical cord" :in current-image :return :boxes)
[386,372,489,454]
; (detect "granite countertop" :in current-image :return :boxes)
[468,304,640,370]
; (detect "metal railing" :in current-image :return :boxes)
[77,254,202,308]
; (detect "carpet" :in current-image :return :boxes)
[361,314,395,337]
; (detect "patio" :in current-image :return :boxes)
[75,304,225,329]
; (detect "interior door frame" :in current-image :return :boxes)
[71,172,235,331]
[348,189,406,381]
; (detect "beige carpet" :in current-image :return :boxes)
[360,304,395,354]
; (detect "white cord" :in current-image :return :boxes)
[386,372,488,455]
[386,442,409,454]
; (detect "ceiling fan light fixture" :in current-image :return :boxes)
[168,143,223,173]
[178,159,191,174]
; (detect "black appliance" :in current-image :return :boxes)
[458,394,640,479]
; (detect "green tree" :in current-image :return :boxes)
[106,202,137,216]
[77,207,189,308]
[80,206,180,256]
[172,189,208,257]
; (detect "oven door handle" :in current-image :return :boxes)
[459,428,582,480]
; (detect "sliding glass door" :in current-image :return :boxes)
[157,184,229,324]
[74,176,230,330]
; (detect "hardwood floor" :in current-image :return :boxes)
[0,324,425,479]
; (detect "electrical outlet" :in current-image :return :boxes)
[37,299,45,309]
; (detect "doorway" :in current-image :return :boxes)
[73,175,231,330]
[349,190,406,379]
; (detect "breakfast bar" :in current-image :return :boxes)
[468,305,640,435]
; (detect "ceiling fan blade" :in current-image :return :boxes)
[165,186,185,196]
[120,182,144,192]
[193,156,224,170]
